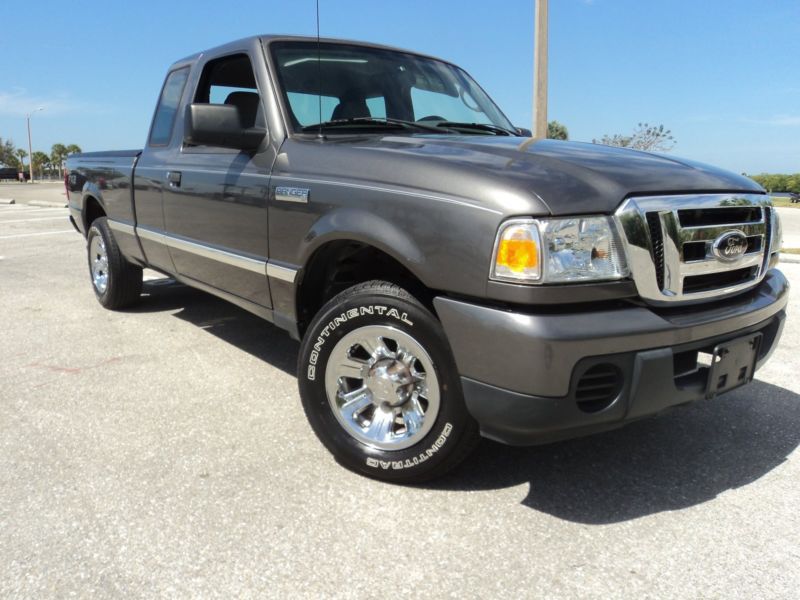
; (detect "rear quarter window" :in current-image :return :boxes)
[149,67,190,146]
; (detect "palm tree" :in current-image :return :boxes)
[31,151,50,179]
[15,148,27,173]
[66,144,82,156]
[547,121,569,141]
[50,143,67,179]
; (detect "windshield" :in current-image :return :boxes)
[269,41,515,134]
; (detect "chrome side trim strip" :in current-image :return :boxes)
[166,236,266,275]
[107,219,135,236]
[267,262,298,283]
[135,226,266,275]
[129,225,298,282]
[136,225,167,245]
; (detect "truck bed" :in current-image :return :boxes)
[66,150,142,235]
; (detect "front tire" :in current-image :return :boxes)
[86,217,142,309]
[298,280,480,483]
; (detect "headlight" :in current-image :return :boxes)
[490,216,629,284]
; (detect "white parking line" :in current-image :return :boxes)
[0,208,68,216]
[0,205,66,210]
[0,216,70,224]
[0,230,75,240]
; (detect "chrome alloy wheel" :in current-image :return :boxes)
[89,234,109,294]
[324,325,441,451]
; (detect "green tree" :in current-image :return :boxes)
[0,137,18,167]
[15,149,28,172]
[31,151,50,179]
[547,120,569,140]
[593,122,675,152]
[771,174,789,191]
[750,173,800,193]
[50,143,68,178]
[66,144,82,156]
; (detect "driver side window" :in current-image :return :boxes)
[194,54,263,129]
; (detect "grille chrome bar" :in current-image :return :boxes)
[678,223,765,238]
[615,193,773,305]
[681,252,763,275]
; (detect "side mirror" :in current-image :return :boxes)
[515,126,533,137]
[184,103,265,151]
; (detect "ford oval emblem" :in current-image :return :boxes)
[712,230,748,262]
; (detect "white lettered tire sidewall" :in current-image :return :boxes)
[298,281,478,483]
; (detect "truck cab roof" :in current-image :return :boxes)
[169,34,452,72]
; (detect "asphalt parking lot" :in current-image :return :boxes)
[1,189,799,598]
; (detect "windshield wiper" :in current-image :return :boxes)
[379,117,448,132]
[430,121,517,136]
[301,117,442,133]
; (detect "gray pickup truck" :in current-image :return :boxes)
[66,35,787,482]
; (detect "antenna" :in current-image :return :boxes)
[316,0,324,139]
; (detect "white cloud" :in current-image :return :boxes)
[0,88,85,117]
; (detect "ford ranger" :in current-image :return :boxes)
[65,35,787,482]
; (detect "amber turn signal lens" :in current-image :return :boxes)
[497,237,538,272]
[491,222,542,282]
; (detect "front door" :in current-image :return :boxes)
[161,52,275,308]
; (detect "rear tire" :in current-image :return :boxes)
[86,217,142,309]
[298,280,480,483]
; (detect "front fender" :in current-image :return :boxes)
[300,207,428,283]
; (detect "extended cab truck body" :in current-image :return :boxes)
[66,35,788,482]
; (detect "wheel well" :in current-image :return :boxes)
[296,241,435,336]
[83,196,105,232]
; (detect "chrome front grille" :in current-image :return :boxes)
[615,194,777,305]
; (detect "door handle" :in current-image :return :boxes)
[167,171,182,187]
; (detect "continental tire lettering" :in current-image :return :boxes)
[307,305,414,380]
[365,423,453,470]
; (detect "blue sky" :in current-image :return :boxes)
[1,0,798,173]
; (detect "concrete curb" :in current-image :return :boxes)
[778,253,800,264]
[0,198,15,204]
[28,200,68,208]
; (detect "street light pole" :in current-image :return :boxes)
[533,0,549,138]
[26,107,44,183]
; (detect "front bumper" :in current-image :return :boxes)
[434,269,788,445]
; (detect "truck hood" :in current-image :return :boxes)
[315,136,763,216]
